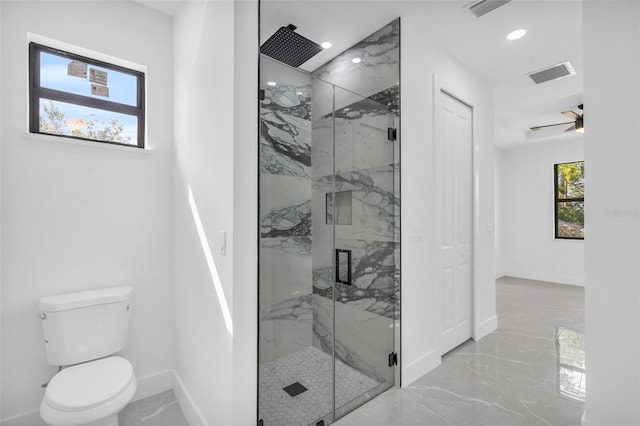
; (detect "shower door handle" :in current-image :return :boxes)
[335,249,352,285]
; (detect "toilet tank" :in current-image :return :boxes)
[38,286,132,366]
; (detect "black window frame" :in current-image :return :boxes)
[554,161,585,240]
[29,42,145,148]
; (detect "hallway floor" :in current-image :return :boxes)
[335,276,585,425]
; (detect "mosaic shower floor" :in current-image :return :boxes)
[259,346,380,425]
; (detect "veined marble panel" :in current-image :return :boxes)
[312,239,399,320]
[312,166,398,243]
[311,19,399,102]
[260,294,313,364]
[261,84,312,178]
[260,174,311,238]
[260,237,311,309]
[312,92,397,178]
[312,294,395,385]
[261,200,311,238]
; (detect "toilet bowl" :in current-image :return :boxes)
[40,356,137,426]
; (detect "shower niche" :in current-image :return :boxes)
[259,18,400,425]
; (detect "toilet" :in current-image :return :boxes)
[38,286,137,426]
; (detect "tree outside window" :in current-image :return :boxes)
[555,161,584,239]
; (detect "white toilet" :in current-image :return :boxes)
[38,286,137,426]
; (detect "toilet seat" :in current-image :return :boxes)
[45,356,133,410]
[40,356,137,426]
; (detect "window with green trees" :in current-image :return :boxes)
[554,161,584,239]
[29,42,145,148]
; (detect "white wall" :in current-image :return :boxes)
[173,1,239,424]
[178,1,497,419]
[172,1,257,423]
[400,10,496,384]
[0,1,174,423]
[231,1,258,424]
[497,138,584,286]
[583,1,640,424]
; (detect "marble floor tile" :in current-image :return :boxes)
[119,390,190,426]
[335,277,585,426]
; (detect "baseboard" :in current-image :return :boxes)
[474,315,498,341]
[172,370,208,426]
[401,350,440,386]
[502,270,584,287]
[133,369,173,402]
[1,411,46,426]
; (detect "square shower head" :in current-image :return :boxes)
[260,25,323,68]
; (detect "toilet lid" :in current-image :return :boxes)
[45,356,134,410]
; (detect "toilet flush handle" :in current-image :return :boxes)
[39,313,47,320]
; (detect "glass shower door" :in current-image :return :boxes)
[330,85,399,418]
[258,56,399,426]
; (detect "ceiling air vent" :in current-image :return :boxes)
[468,0,512,18]
[528,61,576,84]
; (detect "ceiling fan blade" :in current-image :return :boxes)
[562,110,581,120]
[530,121,575,131]
[564,124,576,132]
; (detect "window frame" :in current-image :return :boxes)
[28,42,145,148]
[554,161,585,240]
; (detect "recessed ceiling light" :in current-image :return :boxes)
[321,42,332,49]
[507,29,527,41]
[267,81,277,86]
[352,57,362,64]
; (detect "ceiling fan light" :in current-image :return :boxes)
[575,119,584,133]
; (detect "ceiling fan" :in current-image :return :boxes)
[530,104,584,133]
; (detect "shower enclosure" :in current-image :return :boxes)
[259,19,400,425]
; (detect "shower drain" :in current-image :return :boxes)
[283,381,308,397]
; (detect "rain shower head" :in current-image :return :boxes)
[260,24,323,68]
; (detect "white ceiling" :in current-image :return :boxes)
[137,0,584,148]
[261,0,583,149]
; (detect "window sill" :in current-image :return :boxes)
[20,132,152,153]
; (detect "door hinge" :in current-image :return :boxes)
[388,351,398,367]
[259,89,265,101]
[387,127,397,141]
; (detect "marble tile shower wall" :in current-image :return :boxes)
[260,79,314,363]
[310,19,400,382]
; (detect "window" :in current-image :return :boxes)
[29,42,145,148]
[554,161,584,239]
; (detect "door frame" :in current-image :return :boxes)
[433,75,479,356]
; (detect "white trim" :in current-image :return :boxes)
[172,370,208,426]
[132,369,173,402]
[502,270,584,287]
[1,411,46,426]
[473,314,497,341]
[27,33,147,73]
[20,132,152,153]
[401,350,440,386]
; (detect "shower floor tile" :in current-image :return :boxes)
[259,346,380,425]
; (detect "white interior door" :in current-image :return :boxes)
[436,91,473,355]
